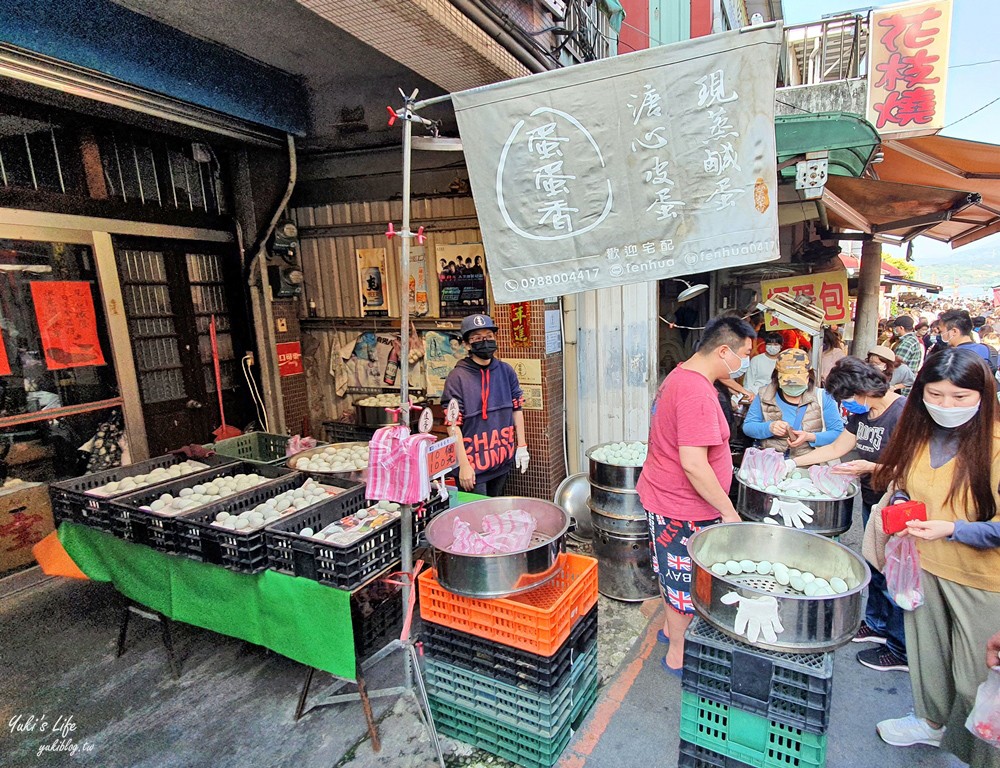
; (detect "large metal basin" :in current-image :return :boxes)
[735,473,858,537]
[688,523,870,653]
[554,472,593,540]
[425,497,569,598]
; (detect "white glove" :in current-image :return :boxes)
[720,592,785,644]
[784,459,797,475]
[768,498,814,529]
[515,446,530,473]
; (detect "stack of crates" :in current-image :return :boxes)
[678,617,834,768]
[417,553,600,768]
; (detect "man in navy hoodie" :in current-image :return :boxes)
[442,314,529,496]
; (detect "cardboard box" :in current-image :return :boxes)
[0,482,55,574]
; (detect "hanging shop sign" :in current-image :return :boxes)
[276,341,304,376]
[760,272,849,331]
[866,0,951,137]
[452,25,782,303]
[30,281,106,370]
[356,248,390,317]
[436,243,488,318]
[510,302,532,346]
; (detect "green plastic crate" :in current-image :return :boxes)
[679,691,828,768]
[429,676,598,768]
[209,433,302,466]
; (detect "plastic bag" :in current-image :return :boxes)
[966,666,1000,748]
[740,447,787,488]
[884,535,924,610]
[808,465,853,497]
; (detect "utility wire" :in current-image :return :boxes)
[944,95,1000,130]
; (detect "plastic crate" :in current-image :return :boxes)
[352,572,403,658]
[424,640,597,738]
[107,461,295,551]
[420,603,598,693]
[418,553,598,657]
[174,475,363,573]
[682,618,834,736]
[679,691,828,768]
[413,491,449,542]
[429,675,598,768]
[678,739,754,768]
[209,432,321,467]
[49,453,236,533]
[322,421,377,444]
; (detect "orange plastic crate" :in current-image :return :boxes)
[418,553,598,657]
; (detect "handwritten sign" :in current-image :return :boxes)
[510,302,532,346]
[452,25,781,303]
[276,341,304,376]
[427,437,459,478]
[760,272,849,331]
[30,282,106,371]
[867,0,951,137]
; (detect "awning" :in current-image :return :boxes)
[839,254,902,275]
[881,275,943,294]
[776,112,880,178]
[873,135,1000,247]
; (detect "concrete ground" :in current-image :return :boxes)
[0,516,969,768]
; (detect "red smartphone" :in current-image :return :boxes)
[882,500,927,535]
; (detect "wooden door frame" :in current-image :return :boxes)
[0,207,232,461]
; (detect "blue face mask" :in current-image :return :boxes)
[842,397,869,415]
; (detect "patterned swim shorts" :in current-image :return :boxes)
[646,514,721,615]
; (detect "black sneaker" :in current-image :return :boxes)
[858,647,908,672]
[852,622,888,645]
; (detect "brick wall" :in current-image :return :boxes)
[271,299,311,436]
[493,300,567,501]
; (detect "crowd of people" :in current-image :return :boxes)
[638,307,1000,768]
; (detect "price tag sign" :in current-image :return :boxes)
[445,398,461,426]
[427,437,458,478]
[418,407,434,434]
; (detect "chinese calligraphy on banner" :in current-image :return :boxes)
[867,0,951,136]
[452,25,781,303]
[276,341,304,376]
[760,272,849,331]
[510,302,532,345]
[29,281,106,370]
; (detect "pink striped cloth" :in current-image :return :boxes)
[365,425,436,504]
[449,510,537,554]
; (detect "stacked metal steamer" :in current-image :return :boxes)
[675,458,871,768]
[585,441,659,602]
[418,498,600,768]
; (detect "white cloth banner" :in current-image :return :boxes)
[452,25,783,303]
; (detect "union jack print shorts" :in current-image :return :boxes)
[646,514,720,615]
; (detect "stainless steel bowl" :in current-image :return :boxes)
[354,402,422,428]
[425,497,570,598]
[554,472,593,539]
[585,442,646,490]
[735,473,859,537]
[287,442,369,484]
[687,522,871,653]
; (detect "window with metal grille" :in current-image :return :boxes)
[0,109,85,195]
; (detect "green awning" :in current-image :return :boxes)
[775,112,880,179]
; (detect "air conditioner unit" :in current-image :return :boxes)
[539,0,567,19]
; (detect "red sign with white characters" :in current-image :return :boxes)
[276,341,304,376]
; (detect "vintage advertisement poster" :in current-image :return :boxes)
[356,248,389,317]
[276,341,304,376]
[867,0,951,137]
[453,25,782,303]
[436,243,488,318]
[760,271,849,331]
[410,246,429,317]
[423,330,465,398]
[29,281,106,370]
[510,302,532,346]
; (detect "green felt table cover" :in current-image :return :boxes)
[58,522,357,680]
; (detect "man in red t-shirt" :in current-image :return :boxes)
[637,315,754,672]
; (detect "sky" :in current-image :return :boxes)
[781,0,1000,270]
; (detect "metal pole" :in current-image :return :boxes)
[399,100,414,689]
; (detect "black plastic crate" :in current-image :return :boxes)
[352,574,404,658]
[175,475,363,573]
[682,617,835,736]
[49,453,236,533]
[107,461,295,551]
[413,491,450,542]
[419,603,598,692]
[322,421,377,444]
[678,739,754,768]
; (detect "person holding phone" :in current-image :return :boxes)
[869,348,1000,768]
[787,356,909,672]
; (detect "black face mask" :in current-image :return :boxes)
[470,340,497,360]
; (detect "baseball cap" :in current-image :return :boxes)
[775,348,810,387]
[892,316,914,331]
[460,313,498,340]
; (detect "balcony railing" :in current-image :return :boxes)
[563,0,612,62]
[782,14,868,87]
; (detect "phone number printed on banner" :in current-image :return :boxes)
[503,267,601,294]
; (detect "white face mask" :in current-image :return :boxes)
[765,344,781,356]
[724,347,750,377]
[924,400,980,428]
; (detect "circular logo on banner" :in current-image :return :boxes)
[418,407,434,434]
[446,398,461,426]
